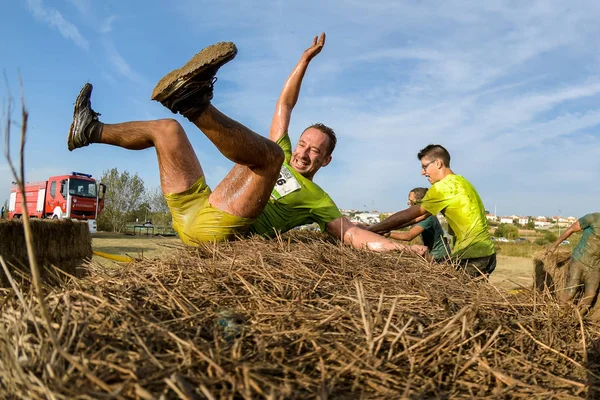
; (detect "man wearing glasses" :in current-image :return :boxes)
[384,187,450,262]
[368,144,496,277]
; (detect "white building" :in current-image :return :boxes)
[518,216,529,226]
[486,213,498,222]
[350,212,381,225]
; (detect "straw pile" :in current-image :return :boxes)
[1,232,599,398]
[0,219,92,286]
[533,249,572,295]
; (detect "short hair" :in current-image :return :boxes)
[409,187,428,201]
[303,123,337,156]
[417,144,451,167]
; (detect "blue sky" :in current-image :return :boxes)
[1,0,599,217]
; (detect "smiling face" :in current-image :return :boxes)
[291,127,332,180]
[420,157,443,184]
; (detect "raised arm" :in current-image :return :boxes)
[269,33,326,143]
[368,205,429,234]
[326,216,428,255]
[545,220,581,256]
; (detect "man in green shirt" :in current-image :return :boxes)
[67,33,426,256]
[546,213,600,313]
[386,188,450,262]
[368,145,496,276]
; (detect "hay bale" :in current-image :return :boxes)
[534,249,600,320]
[1,231,598,398]
[533,248,571,295]
[0,219,92,286]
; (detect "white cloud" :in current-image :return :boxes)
[180,0,600,215]
[100,15,117,34]
[102,39,146,84]
[13,0,600,217]
[66,0,92,16]
[25,0,89,50]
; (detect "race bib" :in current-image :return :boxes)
[271,165,301,200]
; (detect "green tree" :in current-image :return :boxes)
[97,168,145,232]
[534,230,558,246]
[494,223,520,240]
[128,201,152,224]
[526,217,535,230]
[543,231,557,243]
[146,186,172,227]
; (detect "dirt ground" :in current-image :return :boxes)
[91,233,534,291]
[91,232,179,267]
[489,256,533,291]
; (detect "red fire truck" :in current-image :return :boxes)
[8,172,106,225]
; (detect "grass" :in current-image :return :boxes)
[494,241,576,258]
[90,231,179,267]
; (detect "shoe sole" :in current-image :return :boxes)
[151,42,237,102]
[68,83,92,151]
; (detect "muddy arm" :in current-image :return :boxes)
[368,205,428,234]
[269,33,326,143]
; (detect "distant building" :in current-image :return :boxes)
[486,213,498,222]
[518,216,529,226]
[534,216,552,228]
[350,212,381,225]
[552,216,578,228]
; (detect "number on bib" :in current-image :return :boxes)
[271,165,301,200]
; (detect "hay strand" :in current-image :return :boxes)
[1,232,599,398]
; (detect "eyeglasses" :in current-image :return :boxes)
[421,159,436,171]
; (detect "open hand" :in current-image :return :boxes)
[409,245,429,257]
[544,245,556,257]
[302,33,326,62]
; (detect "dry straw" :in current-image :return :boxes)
[0,219,92,286]
[533,248,571,295]
[1,231,600,398]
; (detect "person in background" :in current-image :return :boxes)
[368,144,496,277]
[546,213,600,314]
[385,187,450,262]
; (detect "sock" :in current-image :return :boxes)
[87,120,104,143]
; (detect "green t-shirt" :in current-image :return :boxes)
[416,215,450,261]
[572,213,600,267]
[419,174,494,259]
[249,133,342,237]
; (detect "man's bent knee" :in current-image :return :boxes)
[156,118,185,136]
[251,140,284,176]
[265,141,285,174]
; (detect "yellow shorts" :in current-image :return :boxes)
[164,177,255,245]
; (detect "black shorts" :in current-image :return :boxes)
[455,253,497,277]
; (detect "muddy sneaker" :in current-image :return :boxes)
[151,42,237,120]
[68,83,104,151]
